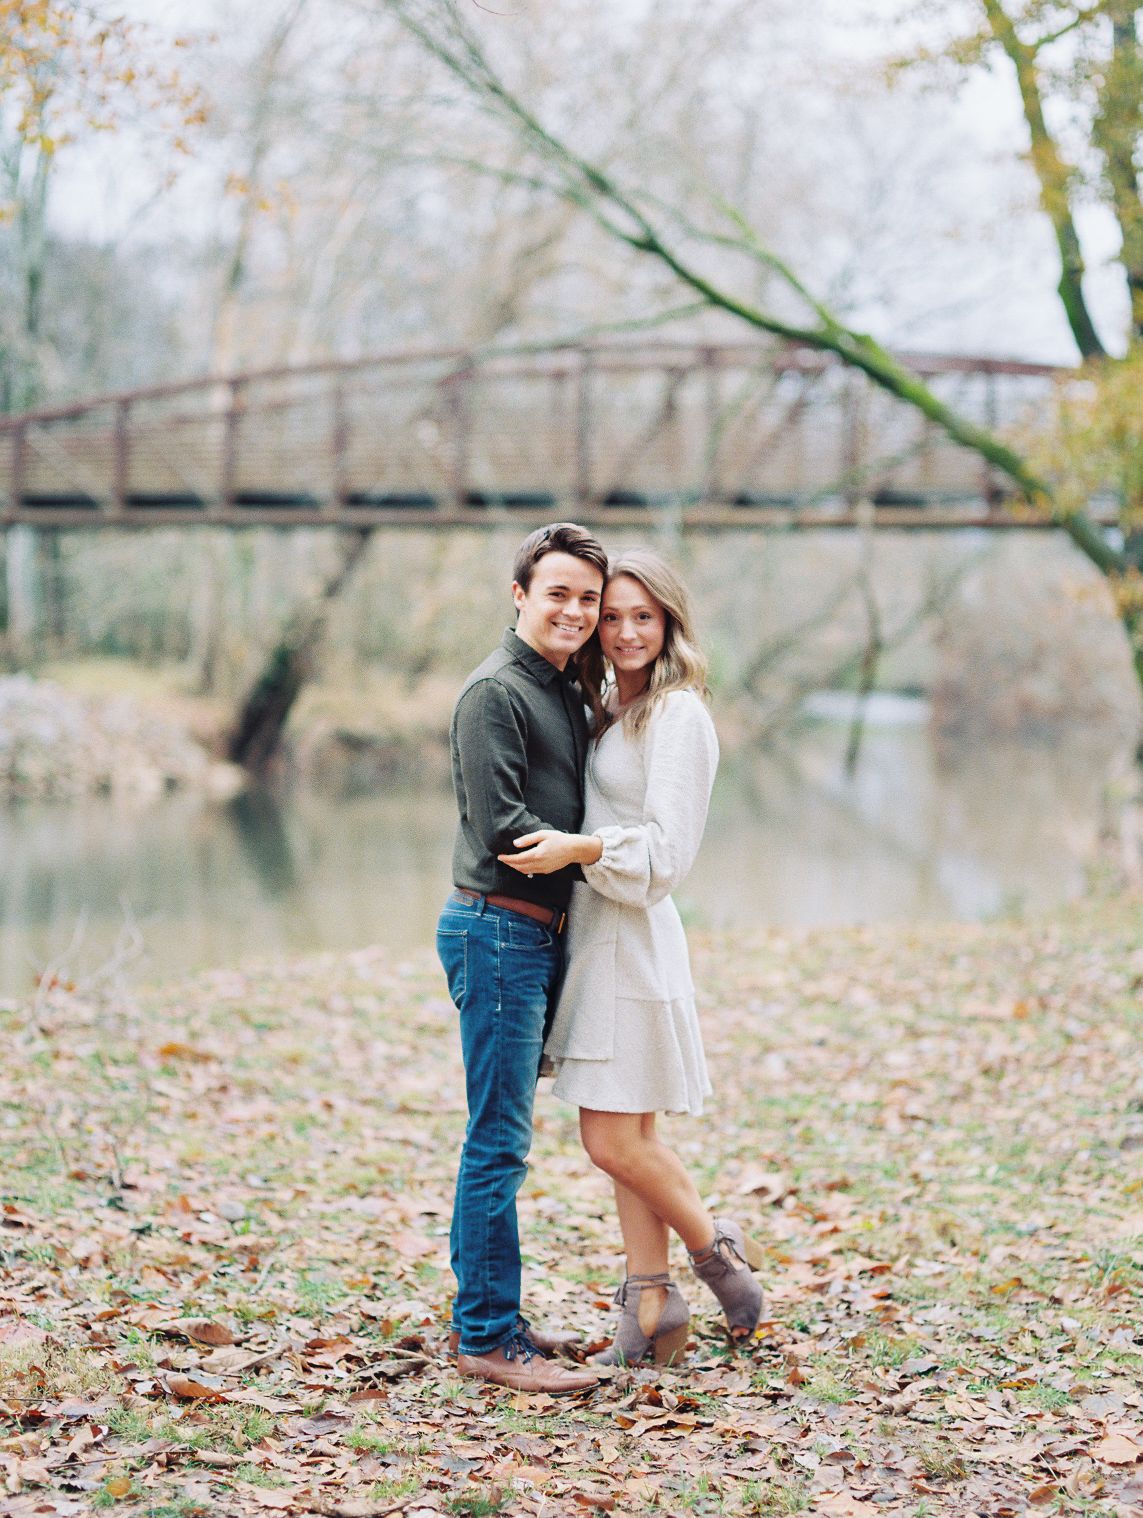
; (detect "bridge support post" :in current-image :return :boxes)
[575,351,593,509]
[331,383,349,511]
[112,400,131,517]
[218,379,244,516]
[703,350,721,504]
[841,373,866,509]
[7,423,26,519]
[446,368,471,516]
[981,369,999,510]
[4,523,39,668]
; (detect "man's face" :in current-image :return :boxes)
[512,551,603,669]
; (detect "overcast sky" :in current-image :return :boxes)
[45,0,1130,367]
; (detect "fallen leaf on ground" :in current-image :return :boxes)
[164,1375,230,1403]
[1090,1433,1143,1465]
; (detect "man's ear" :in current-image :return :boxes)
[511,581,526,615]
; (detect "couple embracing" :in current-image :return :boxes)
[437,522,763,1394]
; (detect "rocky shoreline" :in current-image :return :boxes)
[0,675,244,803]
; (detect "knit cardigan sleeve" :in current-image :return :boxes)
[582,690,718,909]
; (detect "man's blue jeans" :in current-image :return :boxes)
[436,891,563,1356]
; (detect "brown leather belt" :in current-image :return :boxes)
[451,887,567,934]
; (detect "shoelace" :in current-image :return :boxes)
[692,1229,746,1272]
[715,1233,747,1267]
[501,1330,541,1364]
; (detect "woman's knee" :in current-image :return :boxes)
[582,1116,649,1184]
[580,1113,632,1177]
[580,1124,617,1175]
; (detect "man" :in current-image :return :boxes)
[437,522,607,1394]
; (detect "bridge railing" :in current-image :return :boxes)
[0,341,1072,528]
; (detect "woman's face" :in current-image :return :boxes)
[599,573,667,684]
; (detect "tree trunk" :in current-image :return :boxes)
[186,531,234,695]
[227,528,373,774]
[210,0,311,374]
[37,529,65,653]
[5,524,39,668]
[1093,5,1143,343]
[981,0,1107,360]
[844,561,883,779]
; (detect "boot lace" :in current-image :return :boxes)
[614,1270,671,1307]
[501,1329,541,1364]
[692,1226,746,1273]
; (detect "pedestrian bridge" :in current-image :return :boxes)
[0,340,1074,530]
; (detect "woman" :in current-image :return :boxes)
[498,547,762,1366]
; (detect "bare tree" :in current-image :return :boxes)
[1,1,203,663]
[375,0,1142,706]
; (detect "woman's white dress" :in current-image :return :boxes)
[545,688,719,1116]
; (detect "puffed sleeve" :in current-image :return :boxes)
[582,691,718,908]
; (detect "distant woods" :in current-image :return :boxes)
[0,2,204,412]
[0,526,1137,770]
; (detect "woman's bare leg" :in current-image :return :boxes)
[580,1108,714,1257]
[581,1110,763,1346]
[611,1118,673,1333]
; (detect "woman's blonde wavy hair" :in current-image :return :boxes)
[579,547,709,737]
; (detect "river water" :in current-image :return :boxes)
[0,711,1125,997]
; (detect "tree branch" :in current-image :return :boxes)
[1029,3,1106,50]
[980,0,1107,359]
[380,0,1125,584]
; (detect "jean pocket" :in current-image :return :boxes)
[436,929,468,1005]
[504,916,554,952]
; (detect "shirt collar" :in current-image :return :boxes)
[502,627,576,687]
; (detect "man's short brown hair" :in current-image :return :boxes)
[512,522,607,592]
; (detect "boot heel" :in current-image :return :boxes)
[653,1321,689,1366]
[741,1234,765,1270]
[591,1274,691,1368]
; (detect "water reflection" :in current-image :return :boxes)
[226,788,301,897]
[0,723,1128,996]
[684,727,1115,930]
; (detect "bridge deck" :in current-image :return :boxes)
[0,341,1087,530]
[0,501,1075,530]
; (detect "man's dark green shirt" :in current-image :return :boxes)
[449,628,589,910]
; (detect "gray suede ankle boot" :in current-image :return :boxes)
[689,1218,764,1341]
[591,1272,691,1367]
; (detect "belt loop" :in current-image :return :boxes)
[476,893,487,916]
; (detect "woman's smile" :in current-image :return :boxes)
[599,573,667,687]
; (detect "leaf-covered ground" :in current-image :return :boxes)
[1,894,1141,1517]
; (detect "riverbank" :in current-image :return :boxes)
[1,896,1141,1516]
[0,668,244,803]
[32,659,455,793]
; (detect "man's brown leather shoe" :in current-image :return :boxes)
[447,1319,581,1357]
[457,1339,598,1394]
